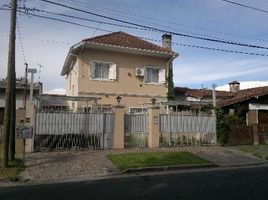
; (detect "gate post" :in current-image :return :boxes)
[25,102,35,153]
[112,105,125,149]
[148,106,160,148]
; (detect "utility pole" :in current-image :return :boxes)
[9,70,16,161]
[2,0,17,168]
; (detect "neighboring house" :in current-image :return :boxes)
[174,81,268,122]
[0,78,43,125]
[217,83,268,124]
[174,86,233,111]
[175,87,233,103]
[61,31,178,112]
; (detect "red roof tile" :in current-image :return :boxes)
[83,31,176,55]
[217,86,268,107]
[175,87,234,99]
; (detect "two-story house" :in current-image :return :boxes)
[61,31,178,113]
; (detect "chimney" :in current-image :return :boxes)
[162,34,172,50]
[229,81,240,93]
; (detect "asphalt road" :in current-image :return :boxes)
[1,166,268,200]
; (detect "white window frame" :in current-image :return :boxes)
[143,66,165,85]
[89,60,117,81]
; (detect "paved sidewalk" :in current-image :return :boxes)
[19,146,267,183]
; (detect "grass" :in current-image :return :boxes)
[107,151,209,171]
[0,159,24,179]
[0,141,25,179]
[234,145,268,160]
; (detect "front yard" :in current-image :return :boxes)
[107,151,210,171]
[231,145,268,160]
[0,141,25,179]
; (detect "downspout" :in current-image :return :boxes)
[166,54,178,101]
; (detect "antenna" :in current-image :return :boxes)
[36,63,44,82]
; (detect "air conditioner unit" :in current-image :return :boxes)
[135,68,145,76]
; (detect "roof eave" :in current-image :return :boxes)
[85,42,177,58]
[60,41,84,76]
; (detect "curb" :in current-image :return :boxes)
[123,163,218,173]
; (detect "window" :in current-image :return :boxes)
[144,67,165,84]
[90,61,116,80]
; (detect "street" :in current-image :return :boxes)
[1,166,268,200]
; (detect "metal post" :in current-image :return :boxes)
[23,63,28,109]
[212,83,217,107]
[212,83,217,144]
[28,68,37,102]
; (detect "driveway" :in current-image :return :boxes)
[20,146,267,182]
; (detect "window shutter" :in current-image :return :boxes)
[89,62,96,79]
[144,67,149,83]
[158,69,166,84]
[108,64,117,80]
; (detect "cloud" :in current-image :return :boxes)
[44,88,66,95]
[173,58,268,85]
[216,81,268,91]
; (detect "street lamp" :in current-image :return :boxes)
[116,96,122,105]
[151,98,156,106]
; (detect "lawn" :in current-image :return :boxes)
[233,145,268,160]
[0,141,25,179]
[107,151,209,171]
[0,159,24,179]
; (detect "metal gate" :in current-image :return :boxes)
[34,111,114,151]
[160,113,216,146]
[124,114,148,147]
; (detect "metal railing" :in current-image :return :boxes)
[124,114,148,147]
[159,113,216,146]
[34,111,114,151]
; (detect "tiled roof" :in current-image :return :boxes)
[217,86,268,107]
[175,87,234,99]
[83,31,176,55]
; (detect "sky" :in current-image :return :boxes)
[1,0,268,93]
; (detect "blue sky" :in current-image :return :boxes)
[1,0,268,91]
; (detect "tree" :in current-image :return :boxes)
[166,62,175,100]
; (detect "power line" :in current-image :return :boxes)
[18,9,113,33]
[18,6,143,30]
[18,6,229,41]
[1,7,268,57]
[221,0,268,14]
[0,32,70,45]
[16,16,27,63]
[39,0,268,51]
[142,37,268,57]
[56,0,227,41]
[61,0,268,43]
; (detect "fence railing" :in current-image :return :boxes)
[34,111,114,151]
[124,114,148,147]
[258,124,268,134]
[228,123,253,145]
[159,113,216,146]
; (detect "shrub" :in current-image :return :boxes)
[215,108,229,146]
